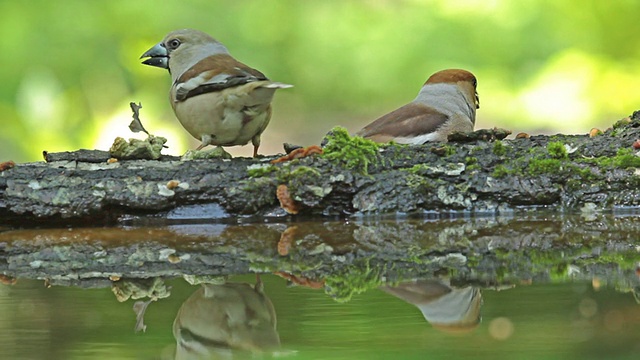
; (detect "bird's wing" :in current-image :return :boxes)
[356,103,449,143]
[174,54,268,102]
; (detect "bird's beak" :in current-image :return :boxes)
[140,42,168,69]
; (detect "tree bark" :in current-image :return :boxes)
[2,111,640,224]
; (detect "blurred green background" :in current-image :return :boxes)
[3,0,640,162]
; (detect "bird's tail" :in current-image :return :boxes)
[262,82,293,89]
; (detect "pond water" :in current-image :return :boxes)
[1,276,639,359]
[1,214,639,359]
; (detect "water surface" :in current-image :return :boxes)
[1,214,639,359]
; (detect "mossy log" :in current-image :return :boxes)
[2,111,640,224]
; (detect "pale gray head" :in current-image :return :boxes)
[140,29,230,78]
[424,69,479,110]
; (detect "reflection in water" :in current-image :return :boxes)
[2,214,640,358]
[380,279,482,333]
[133,299,153,332]
[0,276,639,358]
[172,275,280,359]
[111,278,172,333]
[112,278,171,303]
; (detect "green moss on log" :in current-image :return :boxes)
[321,127,381,174]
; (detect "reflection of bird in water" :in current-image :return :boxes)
[173,275,280,359]
[380,279,482,333]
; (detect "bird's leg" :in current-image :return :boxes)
[251,133,262,158]
[197,134,214,151]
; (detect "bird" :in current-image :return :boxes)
[380,279,482,333]
[140,29,292,157]
[356,69,479,144]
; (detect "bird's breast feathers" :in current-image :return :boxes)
[171,85,273,146]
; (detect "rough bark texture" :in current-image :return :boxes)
[1,215,638,301]
[2,111,640,224]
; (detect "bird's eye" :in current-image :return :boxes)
[167,39,181,50]
[472,78,477,88]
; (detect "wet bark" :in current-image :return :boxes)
[2,111,640,224]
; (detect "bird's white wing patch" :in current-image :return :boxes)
[175,73,230,101]
[393,132,441,145]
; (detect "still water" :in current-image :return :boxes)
[1,215,640,359]
[1,276,639,359]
